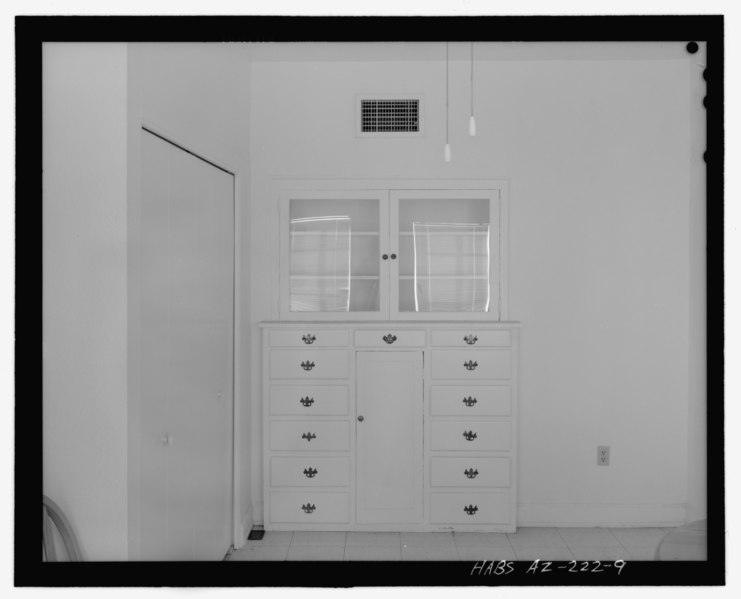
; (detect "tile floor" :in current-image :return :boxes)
[227,527,679,561]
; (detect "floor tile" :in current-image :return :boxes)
[620,544,659,561]
[512,546,574,561]
[401,532,456,548]
[290,531,347,546]
[454,532,513,548]
[228,545,289,561]
[557,527,621,547]
[346,532,401,547]
[243,531,293,546]
[609,528,667,547]
[567,545,632,561]
[456,546,518,562]
[508,527,567,547]
[402,545,459,561]
[345,544,403,561]
[287,544,346,561]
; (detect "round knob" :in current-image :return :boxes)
[390,253,397,260]
[382,254,389,260]
[357,415,365,422]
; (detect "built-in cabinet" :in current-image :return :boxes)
[261,181,518,533]
[279,186,505,320]
[261,323,519,532]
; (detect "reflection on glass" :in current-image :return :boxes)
[289,216,351,312]
[412,222,490,312]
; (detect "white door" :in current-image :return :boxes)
[356,351,423,524]
[138,130,234,560]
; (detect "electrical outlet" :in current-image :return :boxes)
[597,445,610,466]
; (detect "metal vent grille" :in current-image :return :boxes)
[360,99,420,133]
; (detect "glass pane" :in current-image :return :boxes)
[289,199,380,312]
[398,197,491,313]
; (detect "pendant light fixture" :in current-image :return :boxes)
[444,41,451,162]
[469,41,477,136]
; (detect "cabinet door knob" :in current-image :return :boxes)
[301,361,315,371]
[302,432,317,442]
[382,254,389,260]
[464,504,479,515]
[390,253,397,260]
[303,467,318,478]
[463,360,478,371]
[302,334,316,345]
[382,334,397,344]
[300,396,315,407]
[301,503,316,514]
[463,334,478,345]
[462,396,478,407]
[463,430,478,441]
[357,415,364,422]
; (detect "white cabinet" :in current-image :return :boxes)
[278,185,506,321]
[261,322,519,532]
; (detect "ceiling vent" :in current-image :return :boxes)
[357,96,423,137]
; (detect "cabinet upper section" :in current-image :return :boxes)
[277,182,509,321]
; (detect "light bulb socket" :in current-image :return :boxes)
[469,115,477,137]
[444,143,452,162]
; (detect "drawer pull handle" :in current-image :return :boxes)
[301,334,316,345]
[462,396,478,407]
[463,360,478,371]
[463,334,478,345]
[301,432,317,442]
[463,430,478,441]
[464,504,479,515]
[301,503,316,514]
[300,396,314,407]
[303,467,318,478]
[382,334,397,344]
[464,468,479,479]
[301,361,315,371]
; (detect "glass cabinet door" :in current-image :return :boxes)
[280,190,388,318]
[391,189,500,319]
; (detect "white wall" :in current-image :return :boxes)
[126,43,252,551]
[249,43,705,525]
[42,43,129,559]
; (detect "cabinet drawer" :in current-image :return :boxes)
[270,385,348,415]
[270,421,350,452]
[430,349,511,380]
[430,385,511,416]
[430,457,510,488]
[430,492,511,524]
[430,421,511,451]
[270,456,350,487]
[269,329,349,348]
[353,329,426,347]
[431,329,511,347]
[269,350,349,379]
[270,491,350,524]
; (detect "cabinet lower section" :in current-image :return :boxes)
[261,322,519,532]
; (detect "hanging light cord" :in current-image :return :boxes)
[446,41,450,144]
[470,41,474,116]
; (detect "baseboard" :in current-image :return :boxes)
[517,502,687,527]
